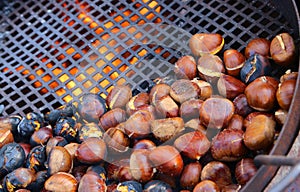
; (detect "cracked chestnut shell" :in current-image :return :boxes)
[270,33,295,66]
[103,127,130,153]
[170,79,200,104]
[223,49,245,77]
[44,172,78,192]
[0,128,14,149]
[99,108,127,131]
[245,38,270,58]
[189,33,224,56]
[126,92,150,116]
[25,145,46,172]
[47,146,72,176]
[151,117,184,142]
[276,79,296,110]
[78,171,107,192]
[149,83,171,106]
[106,85,132,109]
[2,168,36,192]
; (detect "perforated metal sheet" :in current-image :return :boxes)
[0,0,298,116]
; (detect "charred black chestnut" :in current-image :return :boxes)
[17,112,44,141]
[2,168,36,192]
[25,145,46,172]
[115,180,143,192]
[44,102,75,127]
[53,117,77,142]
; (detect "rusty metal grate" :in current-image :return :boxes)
[0,0,298,116]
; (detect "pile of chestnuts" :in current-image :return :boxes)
[0,32,298,192]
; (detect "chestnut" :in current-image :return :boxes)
[197,54,225,84]
[201,161,232,187]
[99,108,127,131]
[240,54,272,84]
[217,74,246,100]
[148,145,183,177]
[235,158,257,185]
[155,95,179,118]
[275,109,288,126]
[53,117,77,142]
[46,136,68,156]
[174,131,210,160]
[149,83,171,106]
[170,79,200,104]
[44,102,74,126]
[0,142,25,178]
[180,162,202,190]
[189,33,224,56]
[193,180,220,192]
[0,115,22,132]
[17,112,44,141]
[174,55,197,80]
[64,143,79,160]
[75,137,107,164]
[245,76,279,111]
[129,149,154,183]
[107,158,134,182]
[232,94,254,117]
[44,172,78,192]
[200,98,234,129]
[103,127,130,153]
[153,172,177,189]
[225,114,244,131]
[106,85,132,109]
[115,180,143,192]
[270,33,295,66]
[276,79,296,110]
[77,122,104,142]
[126,92,150,115]
[180,99,203,121]
[25,145,46,172]
[243,114,276,150]
[223,49,245,77]
[2,168,36,191]
[243,112,274,129]
[191,78,213,100]
[211,129,247,161]
[47,146,72,175]
[30,127,53,147]
[0,128,14,148]
[151,117,184,142]
[144,180,173,192]
[280,70,298,82]
[18,142,31,159]
[245,38,270,58]
[78,171,107,192]
[133,139,156,151]
[124,110,154,139]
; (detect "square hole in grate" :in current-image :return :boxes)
[16,100,26,108]
[29,94,38,102]
[21,87,31,95]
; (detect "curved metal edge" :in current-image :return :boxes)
[241,0,300,191]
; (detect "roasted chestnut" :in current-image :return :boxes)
[0,115,22,132]
[243,114,276,150]
[64,143,79,160]
[275,109,288,126]
[200,98,234,129]
[280,70,298,82]
[211,129,247,161]
[155,95,179,118]
[45,136,68,156]
[106,85,132,109]
[2,168,36,192]
[223,49,245,77]
[276,79,296,110]
[191,78,213,100]
[133,139,156,151]
[126,92,150,116]
[270,33,295,66]
[77,122,104,142]
[17,112,44,141]
[0,142,25,178]
[78,171,107,192]
[245,38,270,58]
[30,127,53,147]
[148,145,183,177]
[232,94,254,117]
[144,180,173,192]
[245,76,279,111]
[174,55,197,80]
[149,83,171,106]
[180,162,202,190]
[235,158,257,185]
[240,54,271,84]
[25,145,46,172]
[115,180,143,192]
[99,108,127,131]
[44,102,75,127]
[201,161,232,187]
[193,180,220,192]
[53,117,77,142]
[77,93,107,122]
[217,74,246,100]
[103,127,130,153]
[28,170,48,192]
[189,33,224,56]
[107,158,134,182]
[170,79,200,103]
[46,146,72,175]
[151,117,184,142]
[174,131,210,160]
[179,99,203,121]
[44,172,78,192]
[75,137,107,164]
[225,114,244,131]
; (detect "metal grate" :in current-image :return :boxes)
[0,0,298,116]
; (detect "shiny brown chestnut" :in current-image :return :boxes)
[103,127,130,153]
[78,172,107,192]
[270,33,296,66]
[245,38,270,58]
[174,131,210,160]
[235,158,257,185]
[149,83,171,106]
[232,94,254,117]
[44,172,78,192]
[197,54,225,84]
[243,112,275,129]
[225,114,244,131]
[155,95,179,118]
[201,161,232,187]
[0,128,14,148]
[191,78,213,100]
[245,76,279,111]
[148,145,183,177]
[200,98,235,129]
[47,146,72,175]
[217,74,246,100]
[99,108,126,131]
[30,127,53,147]
[130,149,154,183]
[107,158,134,182]
[106,85,132,109]
[180,99,203,121]
[46,136,68,156]
[170,79,200,104]
[126,92,150,115]
[174,55,197,80]
[276,79,296,110]
[151,117,184,142]
[243,114,276,150]
[133,139,156,151]
[75,137,107,164]
[223,49,245,77]
[180,162,202,190]
[193,180,220,192]
[211,129,247,161]
[189,33,224,56]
